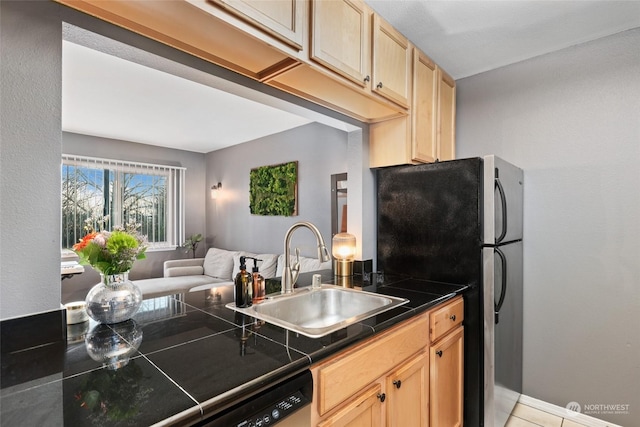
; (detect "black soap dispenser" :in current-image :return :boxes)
[234,256,253,308]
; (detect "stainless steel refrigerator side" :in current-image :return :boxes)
[483,155,524,427]
[483,158,498,427]
[484,155,525,244]
[483,247,497,427]
[483,155,498,246]
[494,241,524,426]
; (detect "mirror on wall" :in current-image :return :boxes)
[331,173,347,237]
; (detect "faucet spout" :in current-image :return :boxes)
[282,222,330,294]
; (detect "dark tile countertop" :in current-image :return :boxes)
[0,271,467,426]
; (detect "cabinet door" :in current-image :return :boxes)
[317,383,384,427]
[215,0,305,49]
[430,326,464,427]
[386,352,429,427]
[311,0,371,87]
[372,14,411,108]
[411,49,438,163]
[437,67,456,161]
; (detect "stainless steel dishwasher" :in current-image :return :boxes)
[195,370,312,427]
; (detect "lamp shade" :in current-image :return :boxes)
[332,233,356,261]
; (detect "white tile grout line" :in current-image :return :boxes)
[518,395,624,427]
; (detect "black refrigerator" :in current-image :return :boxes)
[377,155,523,427]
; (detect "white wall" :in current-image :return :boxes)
[205,122,348,257]
[456,29,640,426]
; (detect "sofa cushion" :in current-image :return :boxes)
[203,248,238,279]
[276,254,333,277]
[134,275,227,298]
[233,252,279,279]
[165,265,204,277]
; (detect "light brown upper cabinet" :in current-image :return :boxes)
[54,0,302,81]
[310,0,410,109]
[370,46,456,167]
[411,49,439,163]
[272,0,405,122]
[211,0,305,50]
[54,0,425,123]
[437,67,456,162]
[371,14,411,108]
[310,0,371,87]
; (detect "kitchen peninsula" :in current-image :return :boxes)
[0,272,466,426]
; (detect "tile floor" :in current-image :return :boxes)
[506,403,590,427]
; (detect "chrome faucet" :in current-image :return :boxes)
[282,222,331,294]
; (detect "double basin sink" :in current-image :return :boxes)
[226,284,409,338]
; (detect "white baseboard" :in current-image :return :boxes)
[518,394,624,427]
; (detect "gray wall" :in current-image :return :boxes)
[0,1,372,321]
[205,122,348,257]
[456,29,640,426]
[61,132,208,302]
[0,1,62,319]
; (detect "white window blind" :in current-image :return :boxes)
[62,154,185,250]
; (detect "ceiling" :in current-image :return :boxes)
[62,1,640,153]
[367,0,640,80]
[62,41,314,154]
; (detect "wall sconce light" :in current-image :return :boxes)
[332,232,356,276]
[210,182,222,199]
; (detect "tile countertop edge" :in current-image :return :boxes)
[153,358,312,426]
[0,275,469,427]
[198,357,311,421]
[174,283,469,425]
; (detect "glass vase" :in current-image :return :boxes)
[85,320,143,370]
[85,272,142,324]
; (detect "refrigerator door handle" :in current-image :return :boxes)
[495,171,508,244]
[494,246,507,324]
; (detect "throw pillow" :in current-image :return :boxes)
[203,248,238,279]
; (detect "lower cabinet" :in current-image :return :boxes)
[317,351,428,427]
[430,326,464,427]
[386,351,429,427]
[317,383,383,427]
[311,296,464,427]
[430,309,464,427]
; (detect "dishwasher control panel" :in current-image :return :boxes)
[237,391,308,427]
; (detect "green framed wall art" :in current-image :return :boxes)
[249,161,298,216]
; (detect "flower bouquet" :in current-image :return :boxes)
[74,221,148,324]
[73,223,147,276]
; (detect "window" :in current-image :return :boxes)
[62,154,185,250]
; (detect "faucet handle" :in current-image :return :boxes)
[291,248,301,286]
[292,248,301,271]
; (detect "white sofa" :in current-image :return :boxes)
[134,247,332,297]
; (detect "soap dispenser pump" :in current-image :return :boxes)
[249,257,265,304]
[234,256,253,308]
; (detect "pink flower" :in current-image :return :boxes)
[93,233,106,247]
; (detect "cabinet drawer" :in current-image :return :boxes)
[315,313,429,416]
[317,383,383,427]
[430,296,463,342]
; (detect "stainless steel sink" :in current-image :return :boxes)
[226,285,409,338]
